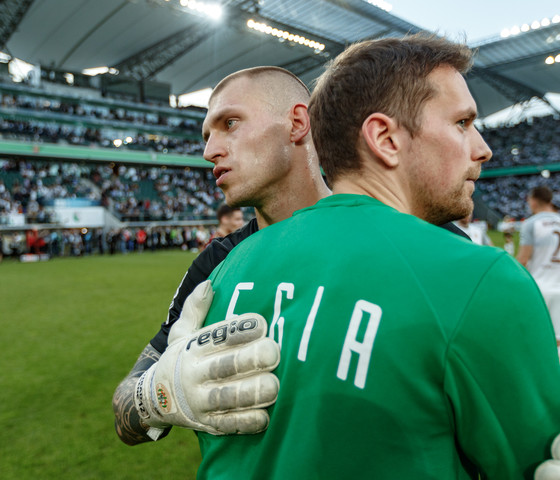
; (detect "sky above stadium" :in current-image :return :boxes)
[391,0,560,43]
[181,0,560,112]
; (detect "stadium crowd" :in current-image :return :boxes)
[2,80,560,238]
[0,91,205,155]
[477,172,560,220]
[0,159,224,224]
[0,224,213,260]
[480,115,560,168]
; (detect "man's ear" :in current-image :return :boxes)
[361,113,401,168]
[289,103,311,144]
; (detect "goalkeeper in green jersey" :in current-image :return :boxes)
[194,34,560,479]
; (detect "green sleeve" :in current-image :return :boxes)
[444,255,560,479]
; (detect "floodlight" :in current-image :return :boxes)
[531,20,541,29]
[542,18,551,27]
[246,18,325,51]
[546,56,555,65]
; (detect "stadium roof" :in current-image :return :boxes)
[1,0,560,118]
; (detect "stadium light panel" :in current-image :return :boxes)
[546,56,555,64]
[553,15,560,23]
[82,66,118,76]
[531,20,541,29]
[556,54,560,62]
[246,19,325,52]
[541,18,551,27]
[521,24,530,32]
[180,0,222,20]
[363,0,393,12]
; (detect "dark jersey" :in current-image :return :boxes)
[150,218,469,353]
[150,218,259,353]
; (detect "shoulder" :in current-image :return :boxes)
[205,218,258,254]
[194,218,259,273]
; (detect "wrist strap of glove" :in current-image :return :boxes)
[134,368,169,440]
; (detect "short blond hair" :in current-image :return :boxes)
[210,66,310,114]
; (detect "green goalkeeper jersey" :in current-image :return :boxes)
[197,194,560,480]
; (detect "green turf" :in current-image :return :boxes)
[0,251,202,479]
[0,230,521,478]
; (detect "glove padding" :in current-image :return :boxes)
[135,280,280,437]
[535,434,560,479]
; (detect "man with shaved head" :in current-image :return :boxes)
[112,66,330,445]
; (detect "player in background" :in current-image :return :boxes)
[517,185,560,348]
[204,204,245,248]
[193,35,560,479]
[454,212,493,245]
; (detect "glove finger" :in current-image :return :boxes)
[192,337,280,381]
[195,372,279,412]
[169,280,214,343]
[552,433,560,460]
[534,459,560,480]
[181,313,269,358]
[207,409,272,435]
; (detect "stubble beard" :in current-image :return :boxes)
[420,184,474,226]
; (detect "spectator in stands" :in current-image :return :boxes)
[136,228,147,253]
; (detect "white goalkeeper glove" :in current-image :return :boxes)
[134,280,280,440]
[535,434,560,480]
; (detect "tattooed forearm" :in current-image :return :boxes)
[112,344,170,445]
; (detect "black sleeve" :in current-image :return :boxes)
[439,221,472,240]
[150,218,259,353]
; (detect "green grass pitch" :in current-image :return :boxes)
[0,251,202,479]
[0,230,518,479]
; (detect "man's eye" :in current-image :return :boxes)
[458,119,468,128]
[226,119,237,129]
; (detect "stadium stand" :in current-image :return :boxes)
[479,115,560,168]
[0,1,559,259]
[476,114,560,220]
[0,70,228,258]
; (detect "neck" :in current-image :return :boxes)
[332,167,410,215]
[533,204,555,214]
[255,157,331,229]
